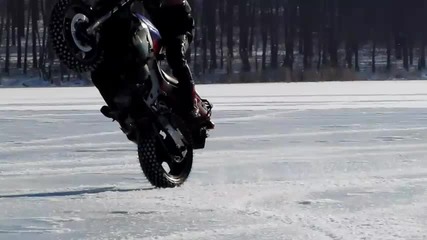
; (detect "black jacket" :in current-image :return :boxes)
[142,0,194,39]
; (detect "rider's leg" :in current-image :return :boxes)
[91,63,121,110]
[163,34,198,117]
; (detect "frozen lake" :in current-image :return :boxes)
[0,81,427,239]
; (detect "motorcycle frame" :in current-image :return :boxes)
[87,0,188,151]
[87,0,178,108]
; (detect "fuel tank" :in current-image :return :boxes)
[133,13,163,58]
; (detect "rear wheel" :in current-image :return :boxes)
[137,115,193,188]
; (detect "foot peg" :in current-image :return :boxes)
[101,106,137,143]
[100,106,121,121]
[205,120,215,130]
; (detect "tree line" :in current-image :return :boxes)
[0,0,64,82]
[189,0,427,75]
[1,0,426,84]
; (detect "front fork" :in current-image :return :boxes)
[131,60,188,159]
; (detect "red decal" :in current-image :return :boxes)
[153,40,160,54]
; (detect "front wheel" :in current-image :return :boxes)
[49,0,103,72]
[137,116,193,188]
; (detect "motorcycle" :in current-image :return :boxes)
[48,0,215,188]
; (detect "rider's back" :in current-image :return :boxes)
[142,0,194,39]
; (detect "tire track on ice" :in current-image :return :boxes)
[0,141,133,153]
[209,126,427,142]
[137,223,324,240]
[0,163,139,177]
[0,156,136,169]
[213,109,305,123]
[147,183,348,240]
[0,131,122,148]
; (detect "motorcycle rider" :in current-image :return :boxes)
[92,0,201,123]
[142,0,199,119]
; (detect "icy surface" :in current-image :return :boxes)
[1,81,427,240]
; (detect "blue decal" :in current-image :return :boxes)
[135,13,162,41]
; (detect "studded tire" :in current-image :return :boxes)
[49,0,103,73]
[137,120,193,188]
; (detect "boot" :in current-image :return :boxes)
[180,85,200,121]
[180,87,216,130]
